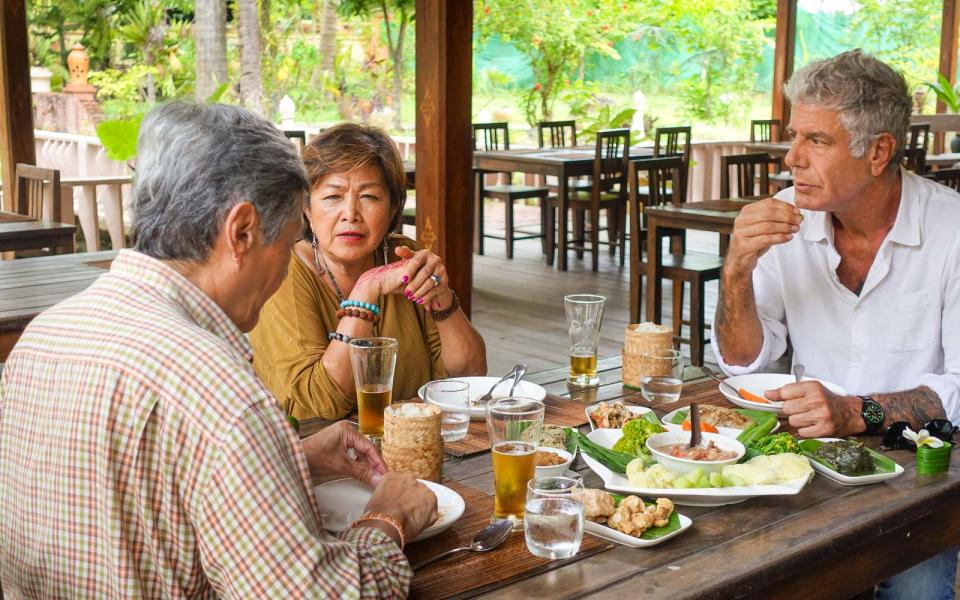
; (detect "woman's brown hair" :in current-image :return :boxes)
[302,122,407,238]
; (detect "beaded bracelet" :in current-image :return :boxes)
[336,307,382,324]
[428,289,460,322]
[339,299,381,316]
[327,331,352,344]
[351,512,406,549]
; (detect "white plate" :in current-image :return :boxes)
[805,438,905,486]
[719,373,849,414]
[419,376,547,420]
[580,429,812,506]
[584,512,693,548]
[585,403,655,430]
[660,406,780,437]
[313,479,464,542]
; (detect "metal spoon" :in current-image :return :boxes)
[688,403,702,448]
[700,365,741,399]
[793,363,806,383]
[412,519,514,571]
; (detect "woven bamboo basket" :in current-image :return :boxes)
[382,403,443,482]
[622,322,674,389]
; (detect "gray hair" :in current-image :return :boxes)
[132,102,309,261]
[784,49,911,171]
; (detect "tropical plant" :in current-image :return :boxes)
[924,73,960,113]
[194,0,228,102]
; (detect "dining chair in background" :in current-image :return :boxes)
[537,120,578,149]
[720,153,778,199]
[750,119,781,143]
[284,130,306,155]
[925,167,960,192]
[653,126,692,204]
[16,163,64,223]
[904,122,930,175]
[472,122,551,259]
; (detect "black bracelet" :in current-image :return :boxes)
[328,331,353,344]
[428,289,460,322]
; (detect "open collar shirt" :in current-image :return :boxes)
[0,250,411,598]
[712,169,960,422]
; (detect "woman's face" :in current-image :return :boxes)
[306,164,393,268]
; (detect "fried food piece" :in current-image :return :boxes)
[590,402,641,429]
[573,488,616,522]
[606,496,675,537]
[535,450,566,466]
[650,497,674,527]
[699,405,753,429]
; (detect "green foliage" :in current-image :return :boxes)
[95,114,143,161]
[925,73,960,114]
[852,0,940,90]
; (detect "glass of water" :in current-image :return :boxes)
[639,348,684,404]
[524,476,584,559]
[424,380,470,442]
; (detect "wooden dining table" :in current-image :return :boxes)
[473,146,655,270]
[296,356,960,599]
[0,210,76,254]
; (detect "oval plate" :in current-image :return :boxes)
[313,479,465,542]
[801,437,905,486]
[419,376,547,420]
[660,405,780,437]
[584,403,655,430]
[720,373,849,414]
[584,512,693,548]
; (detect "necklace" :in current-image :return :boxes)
[312,241,346,302]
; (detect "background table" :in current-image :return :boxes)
[0,210,76,254]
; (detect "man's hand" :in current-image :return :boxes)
[301,421,387,485]
[365,472,439,542]
[766,381,864,438]
[726,198,803,274]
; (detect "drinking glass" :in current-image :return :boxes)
[639,348,684,404]
[486,397,545,530]
[348,337,399,440]
[564,294,606,387]
[425,380,470,442]
[524,476,585,559]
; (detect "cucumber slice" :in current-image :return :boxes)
[696,475,711,488]
[724,473,747,487]
[673,477,694,489]
[709,472,724,487]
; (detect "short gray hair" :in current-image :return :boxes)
[784,49,911,171]
[132,102,309,261]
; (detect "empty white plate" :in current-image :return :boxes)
[419,376,547,420]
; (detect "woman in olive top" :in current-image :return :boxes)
[251,123,487,420]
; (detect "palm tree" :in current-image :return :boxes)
[194,0,227,102]
[237,0,265,114]
[319,0,339,74]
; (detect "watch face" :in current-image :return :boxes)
[863,401,884,425]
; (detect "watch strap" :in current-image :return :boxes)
[859,395,884,434]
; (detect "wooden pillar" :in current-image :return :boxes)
[936,0,960,153]
[0,0,36,211]
[415,0,474,316]
[771,0,797,127]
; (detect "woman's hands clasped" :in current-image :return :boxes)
[354,246,453,311]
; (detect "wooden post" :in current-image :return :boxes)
[771,0,797,128]
[0,0,36,212]
[936,0,960,154]
[415,0,474,316]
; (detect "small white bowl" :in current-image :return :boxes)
[534,447,574,478]
[646,431,745,475]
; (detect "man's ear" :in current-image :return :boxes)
[869,132,898,176]
[222,202,260,264]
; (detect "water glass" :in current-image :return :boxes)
[424,380,470,442]
[524,476,584,559]
[564,294,606,387]
[639,348,684,404]
[348,337,399,440]
[486,397,545,530]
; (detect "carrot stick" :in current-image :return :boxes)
[682,420,719,433]
[738,388,769,404]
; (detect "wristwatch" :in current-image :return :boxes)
[859,395,885,434]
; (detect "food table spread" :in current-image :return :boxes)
[299,356,960,599]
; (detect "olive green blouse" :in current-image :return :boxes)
[250,234,446,420]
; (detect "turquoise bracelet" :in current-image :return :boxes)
[339,299,381,316]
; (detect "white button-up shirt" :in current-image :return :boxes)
[712,169,960,422]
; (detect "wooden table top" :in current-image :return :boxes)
[474,145,655,168]
[743,141,791,155]
[300,356,960,599]
[0,211,77,254]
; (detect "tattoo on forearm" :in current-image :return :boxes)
[716,281,728,328]
[874,386,946,427]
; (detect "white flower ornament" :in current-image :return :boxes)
[902,426,944,449]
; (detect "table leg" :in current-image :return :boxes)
[78,184,99,252]
[646,216,662,324]
[719,233,730,256]
[558,166,569,271]
[474,170,484,255]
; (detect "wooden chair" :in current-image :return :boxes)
[653,126,692,203]
[284,130,306,154]
[537,120,577,148]
[628,156,722,366]
[546,129,629,271]
[16,163,63,223]
[721,153,777,198]
[750,119,781,143]
[926,168,960,192]
[473,122,550,259]
[904,123,930,174]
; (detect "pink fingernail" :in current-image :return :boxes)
[401,275,409,284]
[417,298,424,305]
[405,291,413,299]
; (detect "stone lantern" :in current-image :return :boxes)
[279,94,296,126]
[65,43,96,94]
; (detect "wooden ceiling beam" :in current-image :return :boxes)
[0,0,36,212]
[771,0,797,129]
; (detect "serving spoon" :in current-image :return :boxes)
[688,403,702,448]
[793,363,806,383]
[412,519,514,571]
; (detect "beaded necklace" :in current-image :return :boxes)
[312,241,346,302]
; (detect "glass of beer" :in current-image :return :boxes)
[348,337,399,440]
[564,294,606,387]
[486,397,544,530]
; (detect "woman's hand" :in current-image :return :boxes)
[393,246,453,310]
[300,421,387,485]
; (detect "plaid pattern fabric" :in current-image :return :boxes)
[0,250,411,598]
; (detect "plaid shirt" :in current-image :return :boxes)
[0,250,411,598]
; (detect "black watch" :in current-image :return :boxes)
[859,395,885,434]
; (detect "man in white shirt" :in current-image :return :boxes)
[712,50,960,599]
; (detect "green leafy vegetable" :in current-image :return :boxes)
[574,431,636,475]
[744,432,801,460]
[736,411,778,448]
[612,418,666,458]
[670,410,688,425]
[799,439,898,475]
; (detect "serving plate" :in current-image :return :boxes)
[584,511,693,548]
[585,403,656,430]
[719,373,849,414]
[581,429,813,506]
[314,479,464,542]
[800,438,904,486]
[419,376,547,420]
[661,405,780,437]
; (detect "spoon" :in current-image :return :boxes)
[793,363,806,383]
[700,365,741,398]
[473,364,525,406]
[688,403,702,448]
[509,363,529,395]
[412,519,514,571]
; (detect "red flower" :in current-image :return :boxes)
[587,10,593,17]
[534,83,542,91]
[607,40,614,47]
[484,6,491,14]
[602,24,610,32]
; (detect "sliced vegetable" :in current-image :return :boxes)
[738,388,768,404]
[736,412,778,448]
[670,410,688,425]
[574,431,637,475]
[682,419,718,433]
